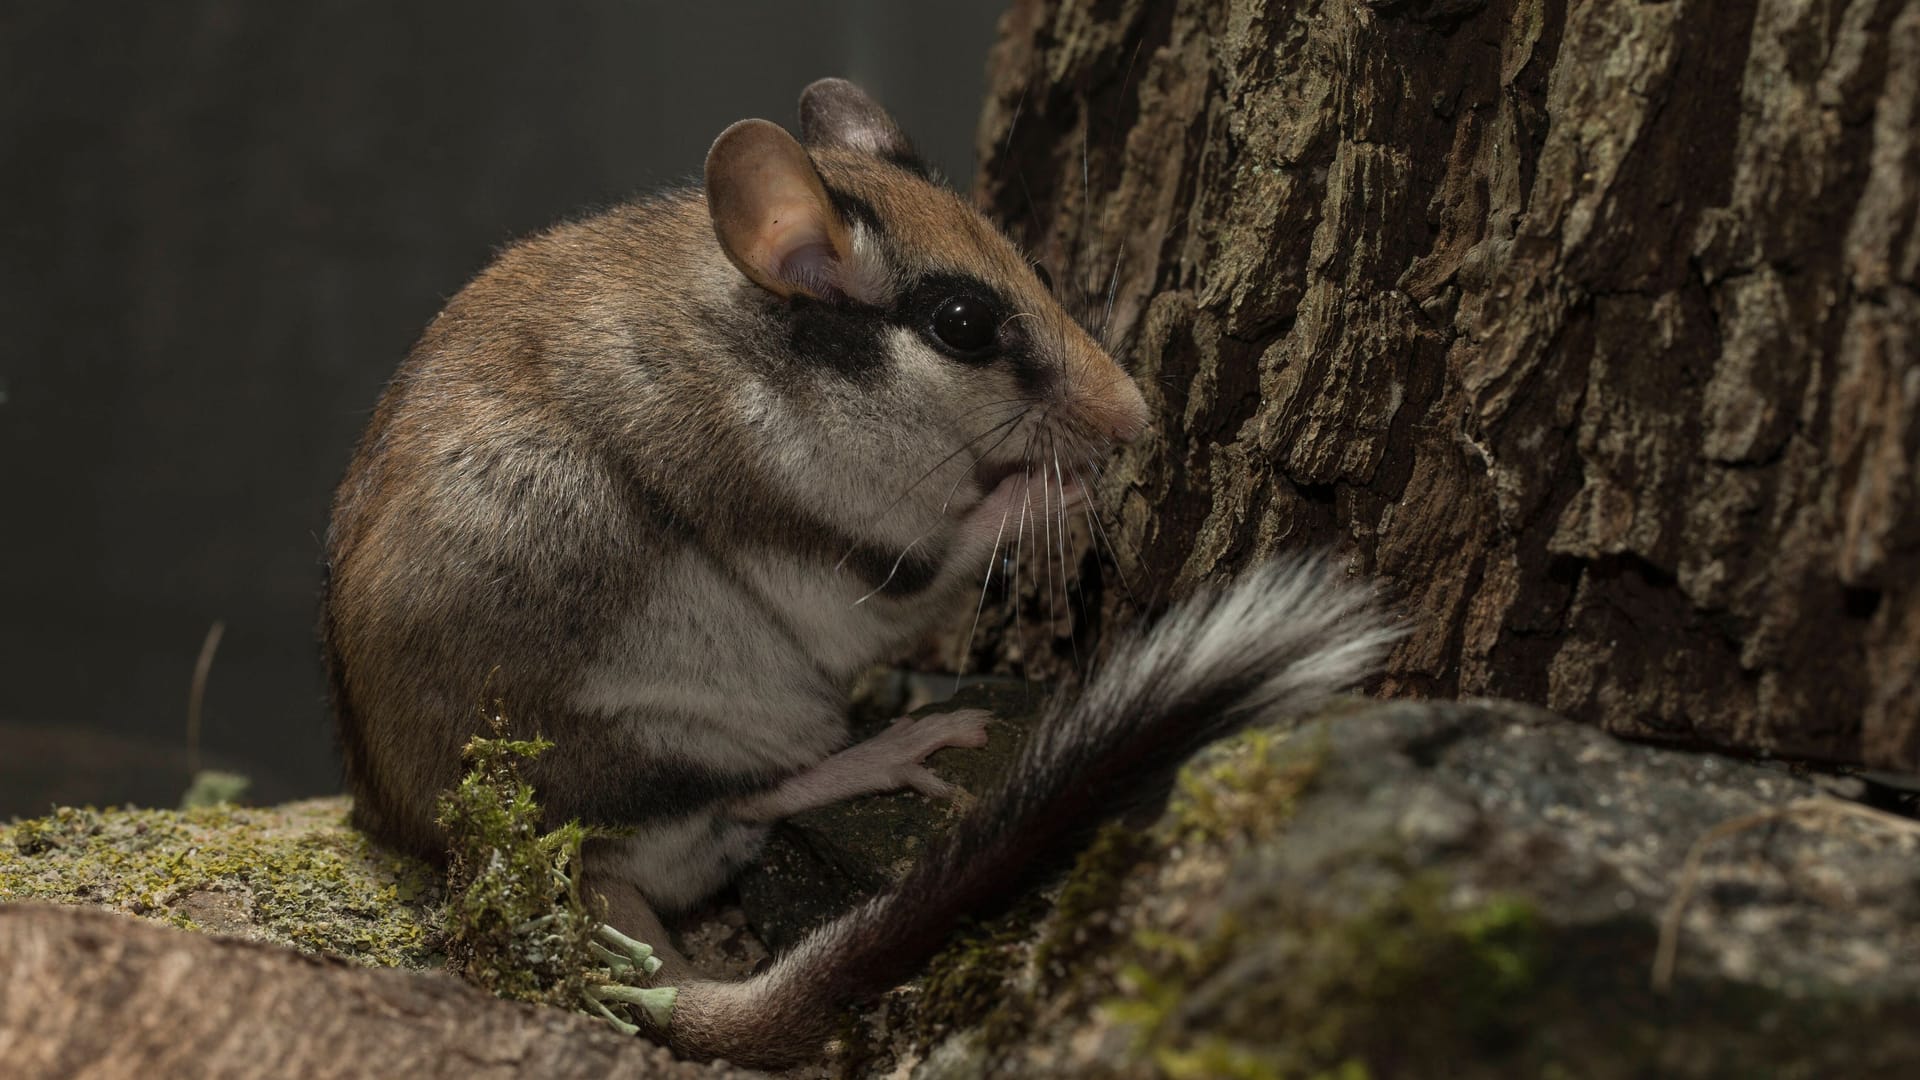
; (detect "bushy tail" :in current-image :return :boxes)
[669,557,1399,1065]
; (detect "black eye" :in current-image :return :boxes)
[932,296,996,354]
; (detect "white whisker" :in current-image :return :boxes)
[852,537,927,607]
[955,497,1016,692]
[847,414,1028,608]
[1054,443,1081,672]
[936,418,1024,517]
[1101,245,1124,340]
[1002,88,1025,157]
[834,406,1027,574]
[1011,458,1033,627]
[1068,456,1140,613]
[1080,120,1092,297]
[1041,437,1056,632]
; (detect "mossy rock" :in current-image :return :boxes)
[9,698,1918,1079]
[0,797,442,969]
[867,701,1920,1078]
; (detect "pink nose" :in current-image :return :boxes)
[1065,342,1152,443]
[1094,382,1152,444]
[1106,400,1151,443]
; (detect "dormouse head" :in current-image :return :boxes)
[704,78,1150,522]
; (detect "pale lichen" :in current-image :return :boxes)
[434,713,672,1032]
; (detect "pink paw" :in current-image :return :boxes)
[873,708,991,799]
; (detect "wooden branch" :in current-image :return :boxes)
[0,904,750,1080]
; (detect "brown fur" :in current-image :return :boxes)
[324,103,1145,862]
[321,79,1166,1064]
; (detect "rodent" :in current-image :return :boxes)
[320,78,1394,1066]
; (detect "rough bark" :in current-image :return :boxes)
[974,0,1920,770]
[0,905,746,1080]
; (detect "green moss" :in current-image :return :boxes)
[0,799,442,968]
[1103,879,1543,1079]
[903,730,1323,1063]
[1033,822,1154,983]
[1155,1036,1289,1080]
[2,713,662,1034]
[908,822,1152,1060]
[1300,880,1541,1062]
[916,912,1034,1043]
[1170,728,1324,846]
[434,721,601,1010]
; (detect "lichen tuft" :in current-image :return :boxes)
[434,711,602,1011]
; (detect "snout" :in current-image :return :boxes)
[1101,380,1152,443]
[1060,332,1152,445]
[1076,365,1152,444]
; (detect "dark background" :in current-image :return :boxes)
[0,2,1004,817]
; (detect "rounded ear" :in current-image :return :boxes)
[798,78,922,169]
[705,119,853,300]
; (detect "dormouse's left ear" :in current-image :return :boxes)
[798,78,924,172]
[705,119,854,300]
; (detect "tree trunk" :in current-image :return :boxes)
[973,0,1920,771]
